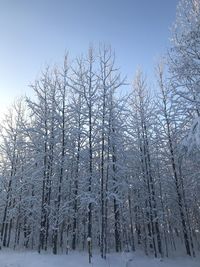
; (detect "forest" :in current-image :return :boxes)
[0,0,200,262]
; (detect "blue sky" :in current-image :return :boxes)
[0,0,178,114]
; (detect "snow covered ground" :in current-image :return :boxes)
[0,250,199,267]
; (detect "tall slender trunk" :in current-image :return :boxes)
[72,127,80,250]
[100,80,106,258]
[128,188,135,251]
[38,100,48,253]
[53,85,65,255]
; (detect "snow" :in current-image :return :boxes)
[0,250,199,267]
[185,117,200,151]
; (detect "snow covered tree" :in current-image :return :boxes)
[169,0,200,117]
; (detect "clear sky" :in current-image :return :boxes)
[0,0,179,115]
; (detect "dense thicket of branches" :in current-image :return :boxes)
[0,0,200,260]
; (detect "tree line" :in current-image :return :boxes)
[0,0,200,259]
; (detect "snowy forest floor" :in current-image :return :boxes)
[0,249,199,267]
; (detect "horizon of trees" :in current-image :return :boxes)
[0,0,200,261]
